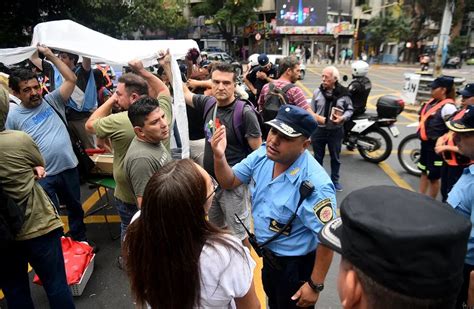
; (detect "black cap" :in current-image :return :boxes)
[258,54,269,66]
[430,76,454,90]
[457,83,474,97]
[447,105,474,133]
[265,105,318,138]
[319,186,471,299]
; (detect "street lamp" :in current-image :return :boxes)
[353,1,400,59]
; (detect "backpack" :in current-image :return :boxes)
[262,83,295,123]
[203,98,263,154]
[0,185,25,245]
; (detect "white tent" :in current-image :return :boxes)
[0,20,195,157]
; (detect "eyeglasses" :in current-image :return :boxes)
[205,176,219,201]
[462,96,473,100]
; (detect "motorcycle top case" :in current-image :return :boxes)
[376,95,404,118]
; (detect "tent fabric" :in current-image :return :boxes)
[0,20,192,157]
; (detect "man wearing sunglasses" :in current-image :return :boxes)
[211,105,336,308]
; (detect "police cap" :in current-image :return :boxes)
[319,185,471,299]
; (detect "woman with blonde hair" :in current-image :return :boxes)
[124,159,260,309]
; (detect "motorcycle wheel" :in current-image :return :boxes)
[397,133,422,176]
[357,127,392,163]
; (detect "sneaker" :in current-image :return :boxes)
[334,183,343,192]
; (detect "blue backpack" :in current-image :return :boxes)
[203,98,263,154]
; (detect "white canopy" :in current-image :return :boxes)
[0,20,194,157]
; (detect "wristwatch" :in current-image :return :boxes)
[307,278,324,293]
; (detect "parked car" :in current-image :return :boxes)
[466,57,474,65]
[247,53,306,80]
[444,56,462,69]
[207,52,243,76]
[203,47,225,53]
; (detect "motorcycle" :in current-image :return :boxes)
[307,94,404,164]
[344,95,404,163]
[397,122,422,176]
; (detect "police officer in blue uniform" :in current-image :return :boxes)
[446,106,474,308]
[211,105,337,308]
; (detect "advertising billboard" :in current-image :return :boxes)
[276,0,328,27]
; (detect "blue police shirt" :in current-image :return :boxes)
[233,144,337,256]
[448,165,474,265]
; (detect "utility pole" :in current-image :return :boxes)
[434,0,454,77]
[335,0,342,64]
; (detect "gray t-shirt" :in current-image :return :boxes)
[192,95,262,177]
[124,137,172,199]
[6,89,78,176]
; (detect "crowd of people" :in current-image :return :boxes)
[0,44,473,309]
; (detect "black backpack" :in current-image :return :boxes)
[262,83,295,123]
[0,185,25,245]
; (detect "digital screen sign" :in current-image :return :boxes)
[276,0,328,27]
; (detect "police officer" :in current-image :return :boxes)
[211,105,337,308]
[435,85,474,202]
[417,76,457,199]
[348,60,371,118]
[319,185,471,309]
[446,106,474,308]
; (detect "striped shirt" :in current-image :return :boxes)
[257,79,308,112]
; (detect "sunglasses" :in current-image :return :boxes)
[462,96,473,100]
[205,176,219,201]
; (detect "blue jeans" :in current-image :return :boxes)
[38,167,86,241]
[115,197,138,242]
[311,127,344,183]
[0,228,75,309]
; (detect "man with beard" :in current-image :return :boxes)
[311,66,353,192]
[6,45,91,246]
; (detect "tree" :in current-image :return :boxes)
[190,0,263,53]
[364,12,411,54]
[400,0,466,62]
[0,0,188,48]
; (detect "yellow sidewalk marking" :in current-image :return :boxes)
[60,215,122,224]
[296,80,314,98]
[250,249,266,307]
[378,161,414,191]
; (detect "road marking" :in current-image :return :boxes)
[296,80,314,98]
[250,250,266,308]
[378,161,414,191]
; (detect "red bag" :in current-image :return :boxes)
[33,237,94,285]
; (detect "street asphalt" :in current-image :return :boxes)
[1,62,473,309]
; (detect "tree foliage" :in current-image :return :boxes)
[190,0,263,46]
[0,0,188,48]
[365,12,412,52]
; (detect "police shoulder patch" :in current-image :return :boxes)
[313,198,334,224]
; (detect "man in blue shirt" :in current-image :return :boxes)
[446,105,474,308]
[211,105,336,308]
[7,45,90,245]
